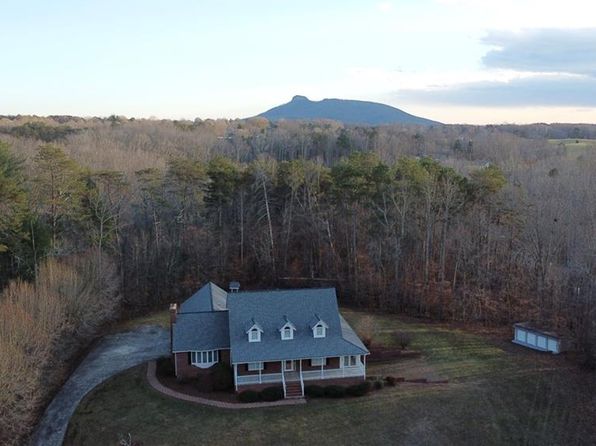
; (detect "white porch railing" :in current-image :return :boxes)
[302,365,365,381]
[237,372,283,385]
[236,365,365,386]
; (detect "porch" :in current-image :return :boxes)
[234,356,366,398]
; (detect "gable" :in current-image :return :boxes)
[179,282,228,313]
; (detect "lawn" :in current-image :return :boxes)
[65,309,596,446]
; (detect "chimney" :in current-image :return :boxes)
[229,281,240,293]
[169,303,178,324]
[169,303,178,353]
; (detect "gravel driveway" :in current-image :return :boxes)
[30,325,169,446]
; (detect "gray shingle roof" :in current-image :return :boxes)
[179,282,228,313]
[172,311,230,352]
[227,288,369,363]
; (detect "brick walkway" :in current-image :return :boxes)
[146,361,306,409]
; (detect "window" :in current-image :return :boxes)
[282,326,293,340]
[311,357,326,367]
[314,323,326,338]
[190,350,219,368]
[343,355,358,367]
[249,328,261,342]
[247,362,263,371]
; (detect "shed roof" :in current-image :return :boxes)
[514,322,560,339]
[227,288,368,363]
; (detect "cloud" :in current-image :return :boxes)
[376,2,393,12]
[396,74,596,107]
[482,28,596,77]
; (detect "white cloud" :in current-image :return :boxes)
[377,2,393,12]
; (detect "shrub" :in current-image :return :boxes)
[305,385,325,398]
[238,390,260,403]
[156,356,175,377]
[394,331,412,350]
[260,386,284,401]
[373,379,384,390]
[356,315,378,348]
[346,381,371,397]
[324,385,346,398]
[211,362,234,391]
[385,376,397,386]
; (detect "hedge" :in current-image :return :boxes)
[260,386,284,401]
[238,390,260,403]
[305,385,325,398]
[324,385,346,398]
[346,381,371,397]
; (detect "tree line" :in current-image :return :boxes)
[0,117,595,444]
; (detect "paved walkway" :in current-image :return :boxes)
[30,325,170,446]
[146,361,307,409]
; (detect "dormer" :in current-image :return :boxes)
[246,319,263,342]
[310,314,329,338]
[278,316,296,340]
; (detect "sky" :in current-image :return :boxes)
[1,0,596,124]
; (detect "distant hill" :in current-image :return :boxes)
[257,95,440,126]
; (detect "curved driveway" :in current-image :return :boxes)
[30,325,169,446]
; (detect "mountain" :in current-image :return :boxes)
[257,95,440,126]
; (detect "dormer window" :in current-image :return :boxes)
[310,315,329,338]
[246,319,263,342]
[279,317,296,340]
[249,328,261,342]
[314,323,326,338]
[314,324,325,338]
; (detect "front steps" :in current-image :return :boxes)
[285,381,303,398]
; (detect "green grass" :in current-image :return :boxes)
[65,309,596,446]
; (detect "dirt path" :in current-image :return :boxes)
[30,325,169,446]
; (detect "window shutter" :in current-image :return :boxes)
[187,352,191,364]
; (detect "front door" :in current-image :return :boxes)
[284,360,294,371]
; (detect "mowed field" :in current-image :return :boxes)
[549,138,596,159]
[65,310,596,446]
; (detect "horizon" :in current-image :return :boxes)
[2,0,596,125]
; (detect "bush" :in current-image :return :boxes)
[156,356,175,377]
[324,385,346,398]
[356,315,378,348]
[305,385,325,398]
[385,376,397,386]
[238,390,260,403]
[346,381,371,397]
[260,386,284,401]
[211,362,234,391]
[394,331,412,350]
[373,379,384,390]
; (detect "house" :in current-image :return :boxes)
[170,282,369,398]
[512,322,565,354]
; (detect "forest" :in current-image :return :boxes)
[0,115,595,444]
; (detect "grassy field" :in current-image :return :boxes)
[65,310,596,446]
[549,138,596,159]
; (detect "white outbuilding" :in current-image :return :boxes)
[512,322,564,354]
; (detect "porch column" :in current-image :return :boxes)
[363,355,366,380]
[320,360,323,379]
[234,363,238,391]
[259,365,262,384]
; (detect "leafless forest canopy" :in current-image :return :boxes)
[0,114,595,444]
